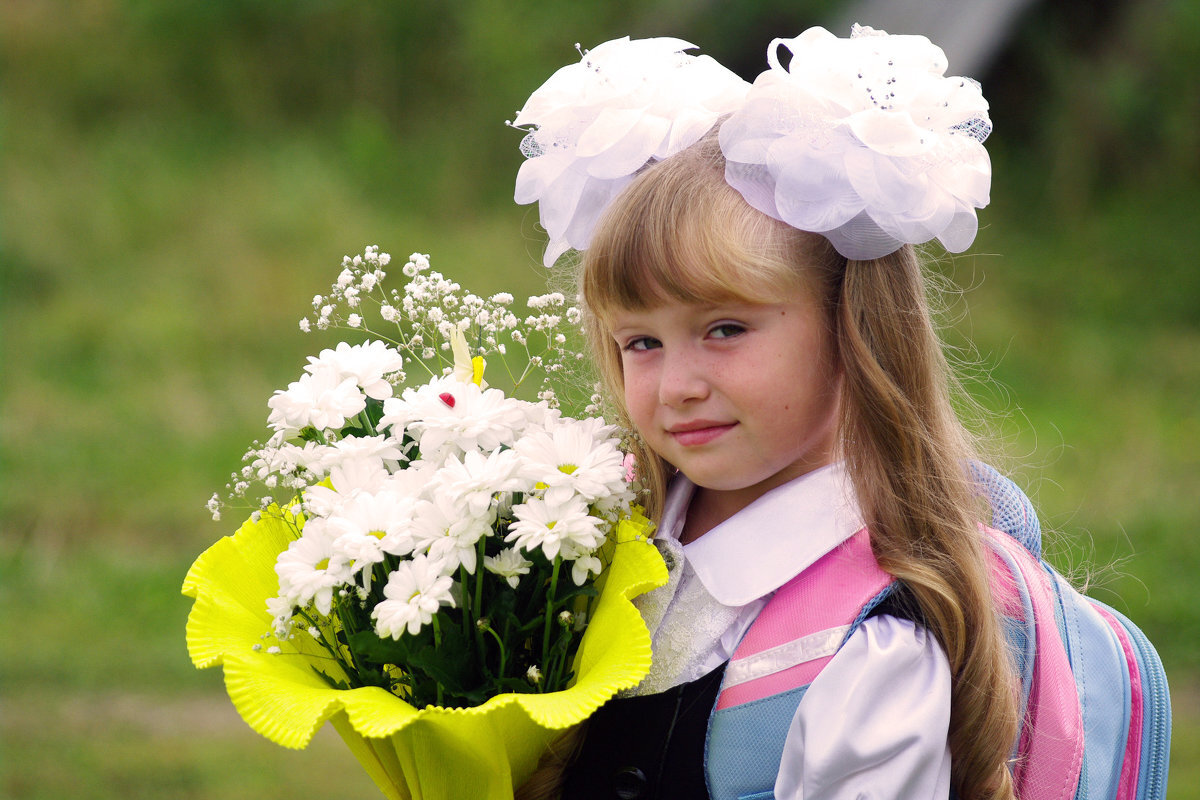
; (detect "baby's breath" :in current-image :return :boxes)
[211,246,588,522]
[296,247,580,403]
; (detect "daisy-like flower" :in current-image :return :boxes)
[431,448,526,519]
[274,518,352,615]
[304,340,406,401]
[515,417,627,505]
[410,489,495,574]
[568,552,604,586]
[265,594,296,639]
[483,547,534,589]
[302,458,391,518]
[326,489,420,576]
[267,368,366,434]
[380,378,529,463]
[372,555,456,639]
[507,494,605,561]
[316,434,408,475]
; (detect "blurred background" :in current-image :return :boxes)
[2,0,1197,797]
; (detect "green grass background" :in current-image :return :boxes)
[2,1,1198,797]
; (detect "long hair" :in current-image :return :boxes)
[579,131,1020,800]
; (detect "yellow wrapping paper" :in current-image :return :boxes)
[183,510,666,800]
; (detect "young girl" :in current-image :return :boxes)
[515,27,1019,800]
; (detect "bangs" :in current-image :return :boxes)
[581,141,825,323]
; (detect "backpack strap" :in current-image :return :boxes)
[987,528,1085,800]
[715,527,894,710]
[706,527,895,800]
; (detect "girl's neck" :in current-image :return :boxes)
[678,484,761,544]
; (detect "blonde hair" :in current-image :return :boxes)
[579,132,1020,800]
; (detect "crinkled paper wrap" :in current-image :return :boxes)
[183,512,666,800]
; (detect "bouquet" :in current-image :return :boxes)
[184,247,667,799]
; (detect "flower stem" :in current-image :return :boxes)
[431,615,445,707]
[541,557,562,684]
[482,624,507,677]
[473,540,486,621]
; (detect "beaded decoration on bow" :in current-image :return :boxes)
[511,36,750,267]
[513,26,993,264]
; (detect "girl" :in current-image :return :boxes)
[515,27,1018,800]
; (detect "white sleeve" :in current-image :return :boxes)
[773,615,952,800]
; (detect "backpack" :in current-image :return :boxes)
[705,463,1171,800]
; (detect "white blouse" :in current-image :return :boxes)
[632,463,952,800]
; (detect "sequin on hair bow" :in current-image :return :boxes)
[719,25,993,260]
[513,37,750,267]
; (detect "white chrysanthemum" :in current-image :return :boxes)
[380,377,529,463]
[251,439,326,480]
[515,418,627,505]
[431,448,526,518]
[302,457,391,518]
[569,552,603,586]
[720,25,992,260]
[274,518,352,615]
[320,434,407,473]
[265,594,295,638]
[514,36,750,266]
[267,368,366,434]
[410,489,495,574]
[507,494,605,561]
[371,555,456,639]
[521,399,564,430]
[304,340,405,401]
[327,489,419,575]
[484,547,534,589]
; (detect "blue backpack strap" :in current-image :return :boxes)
[970,460,1041,557]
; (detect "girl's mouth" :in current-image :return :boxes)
[667,421,736,446]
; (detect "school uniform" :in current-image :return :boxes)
[562,463,952,800]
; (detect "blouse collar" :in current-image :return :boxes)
[658,463,865,607]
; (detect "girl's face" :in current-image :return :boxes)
[609,286,842,520]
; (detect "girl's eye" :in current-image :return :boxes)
[624,336,662,352]
[707,323,746,339]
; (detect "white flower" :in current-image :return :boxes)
[380,377,529,463]
[302,457,391,518]
[372,555,456,638]
[484,547,534,589]
[516,417,627,505]
[305,340,405,401]
[327,489,420,575]
[507,494,605,560]
[267,368,366,434]
[431,448,526,518]
[316,434,408,476]
[274,519,352,615]
[265,594,295,638]
[410,489,495,574]
[569,553,603,586]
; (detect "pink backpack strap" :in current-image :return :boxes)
[716,527,893,710]
[987,529,1084,800]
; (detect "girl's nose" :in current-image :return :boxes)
[658,352,709,406]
